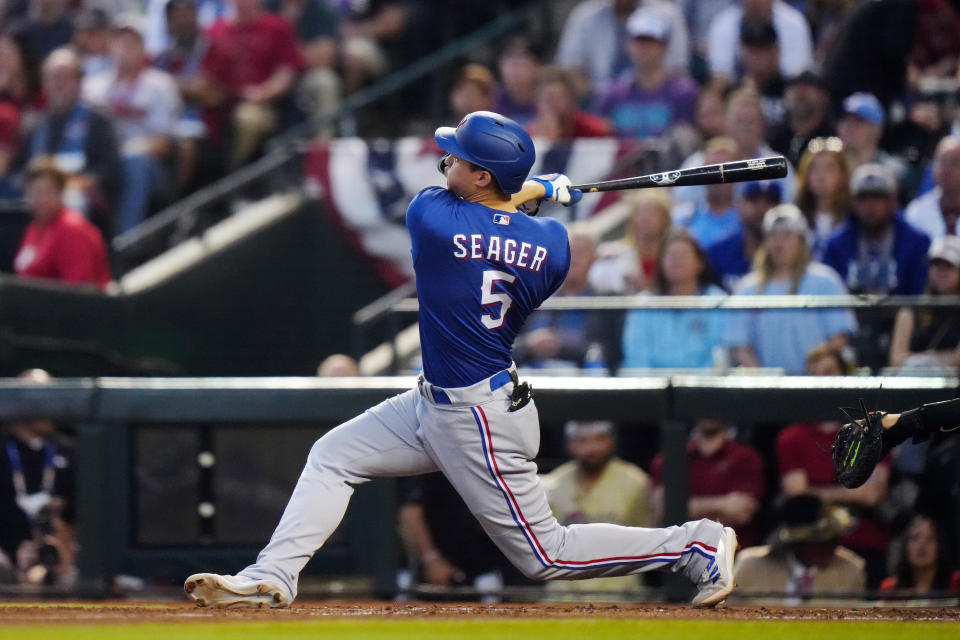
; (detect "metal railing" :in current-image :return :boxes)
[386,293,960,312]
[1,375,957,600]
[110,1,549,268]
[352,293,960,373]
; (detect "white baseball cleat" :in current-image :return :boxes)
[184,573,290,609]
[692,526,738,608]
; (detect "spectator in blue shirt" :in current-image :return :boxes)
[516,227,613,370]
[682,137,741,249]
[821,163,931,296]
[706,180,782,291]
[622,229,727,370]
[724,204,858,374]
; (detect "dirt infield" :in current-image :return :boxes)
[2,601,959,626]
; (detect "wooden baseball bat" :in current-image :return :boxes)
[571,156,788,193]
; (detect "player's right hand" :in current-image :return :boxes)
[531,173,583,206]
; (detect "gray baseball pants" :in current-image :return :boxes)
[239,369,724,600]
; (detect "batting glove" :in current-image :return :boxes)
[531,173,583,206]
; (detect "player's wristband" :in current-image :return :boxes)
[530,176,555,198]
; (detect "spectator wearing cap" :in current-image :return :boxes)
[705,179,781,291]
[554,0,691,92]
[73,9,114,77]
[199,0,305,169]
[593,7,698,141]
[822,163,931,296]
[493,37,541,127]
[528,67,610,142]
[541,420,652,600]
[732,494,866,605]
[890,235,960,370]
[794,137,851,259]
[9,48,122,233]
[84,18,183,235]
[778,342,892,587]
[837,92,909,195]
[768,71,834,168]
[724,204,857,374]
[449,64,495,120]
[736,19,786,130]
[13,159,112,289]
[680,137,741,248]
[905,136,960,240]
[707,0,813,83]
[651,419,764,546]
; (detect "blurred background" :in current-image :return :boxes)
[1,0,959,607]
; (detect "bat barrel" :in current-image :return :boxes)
[571,156,788,193]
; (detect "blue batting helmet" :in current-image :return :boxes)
[434,111,535,194]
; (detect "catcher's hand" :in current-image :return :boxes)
[832,402,885,489]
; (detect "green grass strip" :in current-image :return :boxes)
[1,618,955,640]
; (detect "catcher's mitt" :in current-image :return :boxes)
[832,400,885,489]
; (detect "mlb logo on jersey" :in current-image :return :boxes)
[493,213,510,226]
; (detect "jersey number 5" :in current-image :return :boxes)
[481,270,516,330]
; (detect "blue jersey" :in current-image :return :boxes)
[406,187,571,388]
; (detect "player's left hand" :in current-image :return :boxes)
[832,408,885,489]
[531,173,583,206]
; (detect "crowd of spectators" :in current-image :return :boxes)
[1,0,958,295]
[0,0,443,266]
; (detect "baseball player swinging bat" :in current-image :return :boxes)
[571,156,788,193]
[185,111,737,610]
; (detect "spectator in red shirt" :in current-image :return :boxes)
[201,0,306,168]
[651,418,765,546]
[13,159,112,289]
[777,342,891,588]
[528,66,610,142]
